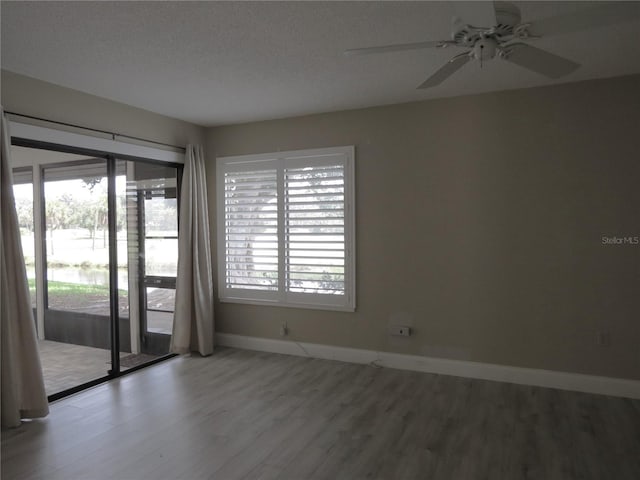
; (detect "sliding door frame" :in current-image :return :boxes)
[11,137,182,402]
[107,157,120,373]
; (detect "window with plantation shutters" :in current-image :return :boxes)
[217,147,355,311]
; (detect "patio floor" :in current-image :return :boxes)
[38,340,132,395]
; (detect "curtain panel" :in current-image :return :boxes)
[170,144,214,356]
[1,107,49,428]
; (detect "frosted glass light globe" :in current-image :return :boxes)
[473,38,498,61]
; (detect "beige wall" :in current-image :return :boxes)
[208,75,640,380]
[1,70,205,146]
[4,68,638,380]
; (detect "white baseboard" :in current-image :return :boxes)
[216,333,640,399]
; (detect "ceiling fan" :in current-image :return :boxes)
[344,2,640,89]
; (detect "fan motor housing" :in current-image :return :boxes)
[452,26,481,47]
[452,24,515,48]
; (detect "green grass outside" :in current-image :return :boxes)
[28,278,129,313]
[27,278,126,296]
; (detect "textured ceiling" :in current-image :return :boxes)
[2,1,639,126]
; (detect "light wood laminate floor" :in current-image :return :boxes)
[2,347,639,480]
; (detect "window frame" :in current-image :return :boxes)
[216,146,356,312]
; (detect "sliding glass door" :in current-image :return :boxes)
[41,159,115,392]
[10,144,181,397]
[119,160,179,360]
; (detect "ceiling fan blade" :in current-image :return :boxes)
[418,52,471,89]
[493,1,521,27]
[453,1,497,27]
[528,2,640,37]
[344,40,448,56]
[502,43,579,79]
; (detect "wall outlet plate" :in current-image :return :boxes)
[389,325,411,337]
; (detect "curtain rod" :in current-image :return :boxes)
[5,111,187,152]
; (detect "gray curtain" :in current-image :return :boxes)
[170,144,214,356]
[1,107,49,428]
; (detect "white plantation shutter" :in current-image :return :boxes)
[224,168,279,293]
[217,147,355,311]
[285,165,345,295]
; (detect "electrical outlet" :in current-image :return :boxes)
[389,325,411,337]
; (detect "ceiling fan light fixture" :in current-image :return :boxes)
[473,37,498,61]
